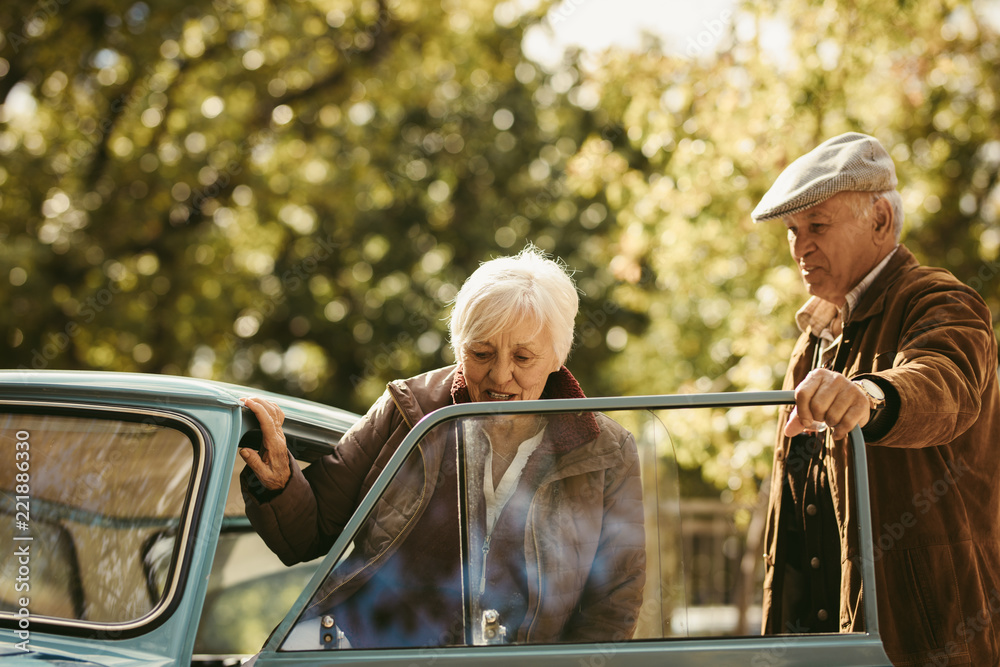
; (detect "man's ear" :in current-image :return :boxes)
[872,197,893,237]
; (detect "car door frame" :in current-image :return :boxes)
[252,390,891,667]
[0,395,225,666]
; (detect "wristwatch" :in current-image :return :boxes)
[853,378,886,412]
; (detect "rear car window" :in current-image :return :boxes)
[0,411,198,626]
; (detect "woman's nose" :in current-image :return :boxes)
[488,356,513,383]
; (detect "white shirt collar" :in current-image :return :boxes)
[482,424,546,534]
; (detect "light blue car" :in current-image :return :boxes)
[0,370,892,666]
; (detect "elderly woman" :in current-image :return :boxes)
[240,246,645,648]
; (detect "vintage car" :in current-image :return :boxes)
[0,369,892,665]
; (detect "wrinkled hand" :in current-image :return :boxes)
[784,368,870,440]
[239,397,291,490]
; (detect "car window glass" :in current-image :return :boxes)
[646,404,771,638]
[460,410,658,646]
[0,411,196,625]
[282,423,463,651]
[190,455,324,661]
[194,529,319,658]
[279,403,863,651]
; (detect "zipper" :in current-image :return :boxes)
[479,533,492,596]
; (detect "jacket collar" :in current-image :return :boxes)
[387,365,461,429]
[451,365,601,453]
[795,244,920,334]
[846,244,920,324]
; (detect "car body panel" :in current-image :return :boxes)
[0,370,359,433]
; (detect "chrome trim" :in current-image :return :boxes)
[849,425,881,637]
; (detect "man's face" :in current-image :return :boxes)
[784,192,884,306]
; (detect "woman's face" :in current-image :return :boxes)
[459,319,562,402]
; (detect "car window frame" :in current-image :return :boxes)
[0,400,212,638]
[257,391,890,666]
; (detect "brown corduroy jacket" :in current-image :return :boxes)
[762,245,1000,666]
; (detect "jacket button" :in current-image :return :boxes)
[806,503,818,516]
[817,609,828,621]
[810,557,821,569]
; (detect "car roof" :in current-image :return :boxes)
[0,369,360,433]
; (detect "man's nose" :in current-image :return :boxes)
[791,232,814,260]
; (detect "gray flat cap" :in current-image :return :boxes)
[752,132,897,222]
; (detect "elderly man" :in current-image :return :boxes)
[753,132,1000,666]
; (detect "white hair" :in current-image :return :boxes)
[448,245,579,365]
[847,190,905,241]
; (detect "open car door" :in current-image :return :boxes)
[250,391,892,666]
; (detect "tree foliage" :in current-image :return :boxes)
[2,0,998,497]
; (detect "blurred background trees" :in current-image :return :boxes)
[2,0,999,498]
